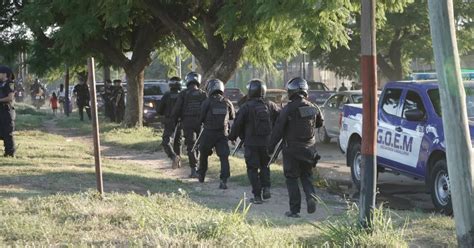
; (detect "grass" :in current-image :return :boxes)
[0,192,319,246]
[0,108,459,246]
[55,112,162,152]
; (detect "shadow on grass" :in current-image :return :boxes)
[0,170,190,199]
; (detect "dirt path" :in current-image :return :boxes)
[42,119,347,221]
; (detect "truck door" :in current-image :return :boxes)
[398,90,426,175]
[377,88,405,167]
[324,94,343,136]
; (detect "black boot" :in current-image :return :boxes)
[250,195,263,204]
[219,179,228,189]
[262,187,271,200]
[189,167,199,178]
[198,171,205,183]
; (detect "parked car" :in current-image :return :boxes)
[339,80,474,214]
[318,90,363,143]
[236,88,288,109]
[307,81,335,106]
[143,79,169,124]
[265,88,288,106]
[224,88,244,106]
[318,90,381,143]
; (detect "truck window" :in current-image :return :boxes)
[403,90,426,119]
[381,88,402,116]
[429,87,474,118]
[326,95,339,108]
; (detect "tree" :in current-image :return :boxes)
[312,0,474,81]
[18,0,180,126]
[146,0,353,85]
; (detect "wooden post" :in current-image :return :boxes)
[428,1,474,246]
[359,0,378,228]
[87,57,104,195]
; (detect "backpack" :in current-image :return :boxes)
[252,101,272,136]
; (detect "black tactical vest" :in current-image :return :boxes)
[285,99,318,145]
[204,96,230,131]
[248,99,272,136]
[164,92,179,118]
[183,89,206,118]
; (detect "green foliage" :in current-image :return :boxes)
[316,204,408,247]
[312,0,474,80]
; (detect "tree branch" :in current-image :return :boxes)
[87,38,129,68]
[147,2,212,70]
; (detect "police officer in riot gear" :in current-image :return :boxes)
[101,79,115,121]
[229,79,280,203]
[0,66,16,157]
[157,76,183,169]
[73,78,92,121]
[268,77,323,217]
[112,79,125,123]
[172,72,207,178]
[198,79,235,189]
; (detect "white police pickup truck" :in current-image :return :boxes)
[339,80,474,214]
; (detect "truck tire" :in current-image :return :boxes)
[348,140,362,189]
[318,126,331,144]
[429,159,452,215]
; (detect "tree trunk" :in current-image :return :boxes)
[377,53,404,80]
[103,66,111,81]
[429,0,474,246]
[283,60,289,84]
[308,59,315,81]
[123,68,145,127]
[199,39,246,87]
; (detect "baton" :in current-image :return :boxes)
[231,139,244,156]
[267,139,283,167]
[191,129,204,153]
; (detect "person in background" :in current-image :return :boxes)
[0,65,16,157]
[50,92,59,116]
[338,82,348,92]
[73,78,92,121]
[112,79,125,123]
[102,79,114,121]
[350,81,358,90]
[58,84,66,114]
[156,76,183,169]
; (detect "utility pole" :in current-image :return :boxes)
[428,1,474,246]
[87,57,104,195]
[359,0,378,228]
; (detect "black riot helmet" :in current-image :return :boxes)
[247,79,267,98]
[168,76,182,91]
[286,77,309,99]
[206,79,225,96]
[185,71,202,87]
[0,65,14,81]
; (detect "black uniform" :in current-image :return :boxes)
[102,83,115,121]
[113,85,125,123]
[229,98,280,199]
[268,95,323,215]
[0,80,15,156]
[198,94,235,182]
[73,83,91,121]
[157,90,182,160]
[172,87,207,169]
